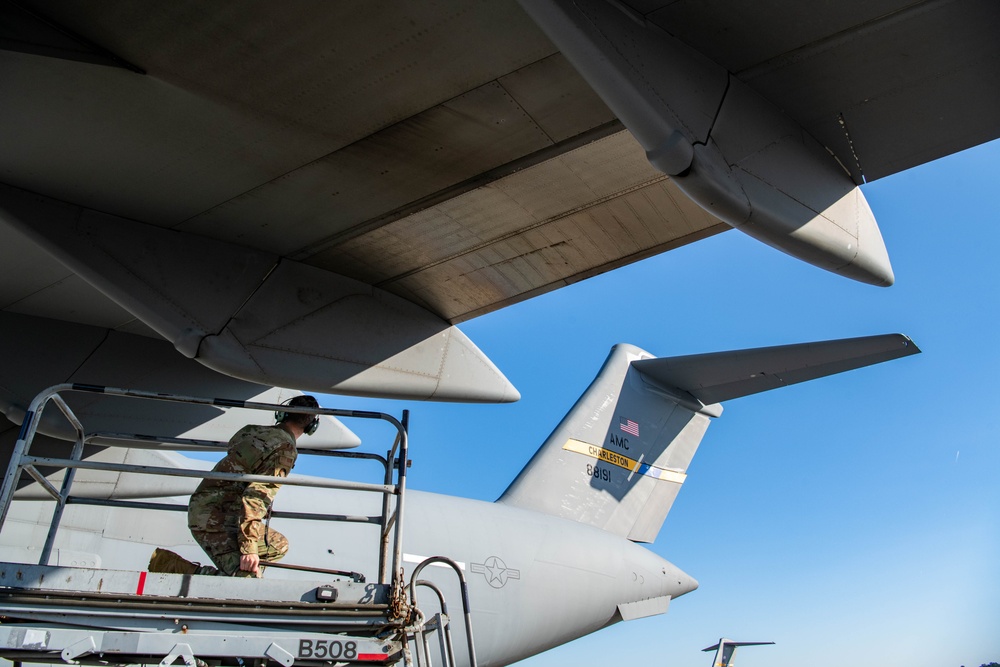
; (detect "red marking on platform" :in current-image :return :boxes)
[358,655,388,661]
[136,571,147,595]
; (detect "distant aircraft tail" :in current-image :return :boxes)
[703,639,775,667]
[497,335,919,542]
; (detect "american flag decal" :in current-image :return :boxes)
[619,417,639,437]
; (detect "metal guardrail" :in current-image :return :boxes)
[0,384,482,667]
[0,383,410,592]
[409,557,478,667]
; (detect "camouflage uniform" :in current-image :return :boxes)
[188,424,298,577]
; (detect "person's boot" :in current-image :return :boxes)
[148,548,199,575]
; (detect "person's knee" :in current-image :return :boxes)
[262,530,289,561]
[263,548,287,563]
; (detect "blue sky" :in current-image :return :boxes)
[320,138,1000,667]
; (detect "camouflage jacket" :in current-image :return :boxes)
[188,424,298,554]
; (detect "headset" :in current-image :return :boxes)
[275,395,320,436]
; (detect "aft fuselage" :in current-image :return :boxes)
[1,485,696,667]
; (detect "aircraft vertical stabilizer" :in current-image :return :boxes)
[498,343,712,542]
[498,335,918,542]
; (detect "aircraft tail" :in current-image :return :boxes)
[703,639,775,667]
[497,335,918,542]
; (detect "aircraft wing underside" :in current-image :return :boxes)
[0,0,997,406]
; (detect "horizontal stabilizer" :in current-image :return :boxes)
[702,641,775,652]
[632,334,919,407]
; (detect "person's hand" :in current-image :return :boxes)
[240,553,261,576]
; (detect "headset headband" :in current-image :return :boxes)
[275,396,320,436]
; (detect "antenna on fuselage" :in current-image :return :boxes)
[702,639,774,667]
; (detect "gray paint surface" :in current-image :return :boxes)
[0,1,990,403]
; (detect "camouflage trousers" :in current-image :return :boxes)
[191,526,289,578]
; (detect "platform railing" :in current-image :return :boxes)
[0,383,410,598]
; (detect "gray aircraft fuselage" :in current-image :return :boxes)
[0,335,918,667]
[2,483,696,667]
